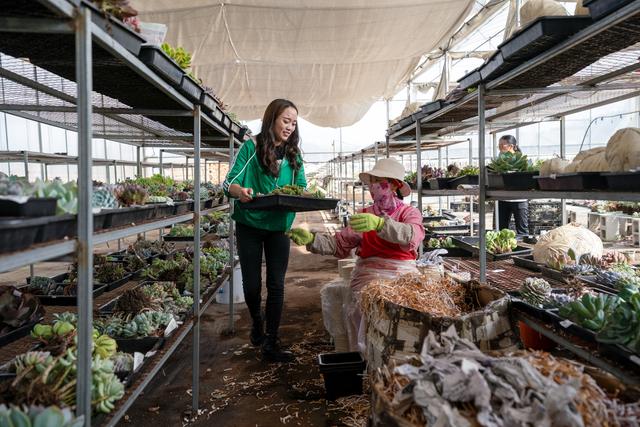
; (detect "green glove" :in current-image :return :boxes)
[287,228,314,246]
[349,213,384,233]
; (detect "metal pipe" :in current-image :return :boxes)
[136,146,142,177]
[361,152,365,207]
[23,151,29,181]
[351,156,356,212]
[416,119,423,257]
[560,117,567,225]
[228,132,236,333]
[437,148,442,212]
[492,133,499,229]
[75,5,93,423]
[159,150,163,176]
[192,107,202,412]
[478,84,487,283]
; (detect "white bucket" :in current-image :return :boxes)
[215,265,245,304]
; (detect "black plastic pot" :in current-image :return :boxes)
[318,352,366,400]
[204,199,214,209]
[0,197,57,217]
[480,51,518,81]
[103,205,157,228]
[138,45,185,87]
[448,174,478,188]
[534,172,606,191]
[502,171,539,190]
[147,203,174,219]
[35,284,107,306]
[179,74,203,103]
[36,214,76,244]
[601,171,640,191]
[241,195,339,213]
[0,217,42,254]
[173,201,191,215]
[104,273,133,292]
[422,100,446,115]
[583,0,634,20]
[424,246,472,257]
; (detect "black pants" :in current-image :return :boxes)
[498,201,529,235]
[235,222,290,337]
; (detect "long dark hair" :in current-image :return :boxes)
[256,99,302,177]
[499,134,521,153]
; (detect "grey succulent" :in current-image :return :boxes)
[519,278,552,307]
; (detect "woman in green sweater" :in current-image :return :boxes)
[223,99,306,362]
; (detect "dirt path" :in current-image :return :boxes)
[122,211,364,427]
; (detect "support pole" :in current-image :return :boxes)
[351,155,355,212]
[136,146,142,177]
[23,151,29,181]
[416,119,423,257]
[560,117,567,225]
[493,133,499,229]
[228,132,236,333]
[437,148,442,212]
[217,161,221,184]
[478,85,487,283]
[75,5,93,423]
[192,106,202,412]
[159,150,164,176]
[361,152,365,207]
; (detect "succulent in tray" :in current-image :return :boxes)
[0,175,27,196]
[147,195,173,204]
[601,251,630,268]
[4,349,124,414]
[28,179,78,215]
[597,290,640,353]
[92,0,138,21]
[115,181,148,207]
[94,256,127,284]
[92,186,118,210]
[114,287,160,315]
[487,152,533,173]
[595,270,624,289]
[0,287,44,335]
[445,164,460,178]
[545,248,576,271]
[112,352,134,374]
[271,185,304,196]
[519,278,552,307]
[559,293,620,331]
[142,282,193,316]
[561,263,596,276]
[28,276,65,297]
[133,174,176,198]
[578,253,602,268]
[128,239,174,259]
[0,404,84,427]
[426,237,456,249]
[143,254,190,283]
[161,42,193,71]
[99,311,173,339]
[172,190,189,201]
[485,229,517,254]
[168,224,196,237]
[456,165,480,177]
[122,253,145,273]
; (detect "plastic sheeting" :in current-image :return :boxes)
[136,0,475,127]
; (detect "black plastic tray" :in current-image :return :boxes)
[138,45,185,87]
[85,0,146,55]
[34,284,108,306]
[503,171,539,190]
[103,205,157,228]
[0,197,57,217]
[578,275,618,294]
[200,92,218,112]
[534,172,607,191]
[512,254,542,272]
[448,174,478,187]
[147,203,174,219]
[423,100,446,114]
[425,246,472,257]
[427,177,455,190]
[425,224,472,232]
[104,273,133,292]
[173,201,192,215]
[458,69,482,90]
[487,173,504,189]
[583,0,634,20]
[0,318,42,347]
[241,195,339,212]
[480,51,519,81]
[116,336,163,354]
[601,171,640,191]
[453,236,532,261]
[36,214,76,243]
[163,233,204,242]
[499,16,593,62]
[540,266,567,283]
[179,74,203,103]
[0,217,42,254]
[422,215,445,222]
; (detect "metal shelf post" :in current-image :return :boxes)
[228,132,236,333]
[478,84,487,283]
[416,118,423,257]
[192,106,202,412]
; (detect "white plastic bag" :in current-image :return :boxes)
[138,22,167,46]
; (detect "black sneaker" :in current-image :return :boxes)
[250,320,265,346]
[261,336,294,363]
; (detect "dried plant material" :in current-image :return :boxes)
[361,273,471,317]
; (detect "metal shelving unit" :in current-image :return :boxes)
[0,1,242,424]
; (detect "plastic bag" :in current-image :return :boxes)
[347,257,418,353]
[320,280,351,351]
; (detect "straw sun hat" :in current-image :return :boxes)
[359,158,411,197]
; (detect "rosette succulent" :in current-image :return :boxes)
[115,181,148,206]
[92,187,118,209]
[519,278,552,307]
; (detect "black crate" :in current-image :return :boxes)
[103,205,157,228]
[601,171,640,191]
[138,45,185,87]
[480,51,519,81]
[425,246,472,257]
[0,217,42,254]
[241,195,339,212]
[149,203,175,219]
[0,318,42,347]
[318,352,366,400]
[179,74,203,103]
[448,174,478,188]
[0,197,57,217]
[535,172,606,191]
[104,273,133,292]
[173,201,192,215]
[422,100,446,114]
[513,255,542,272]
[458,69,482,91]
[499,16,593,62]
[540,266,566,283]
[583,0,635,20]
[36,214,76,243]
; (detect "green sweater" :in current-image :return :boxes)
[223,139,307,231]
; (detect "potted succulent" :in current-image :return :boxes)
[487,152,539,190]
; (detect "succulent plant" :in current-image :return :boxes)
[127,239,174,259]
[485,229,517,254]
[98,311,173,339]
[578,253,601,268]
[0,404,84,427]
[28,179,78,215]
[92,187,118,209]
[545,249,574,271]
[114,287,159,315]
[172,190,189,201]
[0,287,44,334]
[519,278,552,307]
[595,270,624,289]
[112,352,134,373]
[600,251,629,268]
[488,152,534,173]
[122,253,145,273]
[561,263,596,276]
[115,181,148,206]
[457,165,480,177]
[559,293,620,331]
[28,276,64,297]
[0,175,26,196]
[142,254,190,283]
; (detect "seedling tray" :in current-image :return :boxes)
[487,173,504,189]
[512,254,542,272]
[34,284,108,306]
[179,74,203,103]
[422,100,446,115]
[480,51,519,81]
[163,234,205,242]
[103,205,157,228]
[425,246,472,257]
[0,318,42,347]
[535,172,607,191]
[601,171,640,191]
[241,195,339,212]
[458,69,482,90]
[425,224,472,232]
[138,45,184,87]
[0,217,42,254]
[448,174,478,187]
[453,236,532,261]
[173,201,192,215]
[146,203,174,219]
[85,0,146,55]
[200,92,218,112]
[427,177,455,190]
[503,171,539,190]
[0,197,57,217]
[98,282,146,315]
[540,266,567,283]
[104,273,133,292]
[116,336,163,354]
[577,275,618,294]
[499,16,593,62]
[583,0,634,20]
[422,215,445,222]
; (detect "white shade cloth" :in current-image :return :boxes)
[136,0,474,127]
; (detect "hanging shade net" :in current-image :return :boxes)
[136,0,474,128]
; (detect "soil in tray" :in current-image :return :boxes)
[448,175,478,188]
[240,195,339,212]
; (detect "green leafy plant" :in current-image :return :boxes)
[487,152,534,173]
[426,237,456,249]
[142,254,190,283]
[168,224,198,237]
[133,174,176,198]
[161,43,192,71]
[485,229,517,254]
[456,165,479,177]
[559,293,619,331]
[28,179,78,215]
[597,290,640,353]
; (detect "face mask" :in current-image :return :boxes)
[370,181,400,215]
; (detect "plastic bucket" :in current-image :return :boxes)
[318,352,366,400]
[215,265,245,304]
[518,321,556,351]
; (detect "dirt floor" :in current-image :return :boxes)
[121,211,369,427]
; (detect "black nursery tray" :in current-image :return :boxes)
[84,0,146,55]
[162,234,205,242]
[0,217,43,254]
[427,177,455,190]
[422,100,446,115]
[0,318,42,347]
[583,0,635,20]
[577,275,618,294]
[448,174,478,188]
[512,254,542,272]
[173,200,194,215]
[179,74,203,103]
[103,205,157,228]
[535,172,607,191]
[34,284,108,306]
[480,51,519,81]
[498,16,593,62]
[425,246,472,257]
[458,69,482,91]
[425,224,472,232]
[116,336,163,354]
[453,236,532,261]
[138,45,185,87]
[241,195,339,212]
[601,171,640,191]
[104,273,133,292]
[0,197,57,217]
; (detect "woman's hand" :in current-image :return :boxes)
[349,213,385,232]
[287,228,314,246]
[238,187,253,203]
